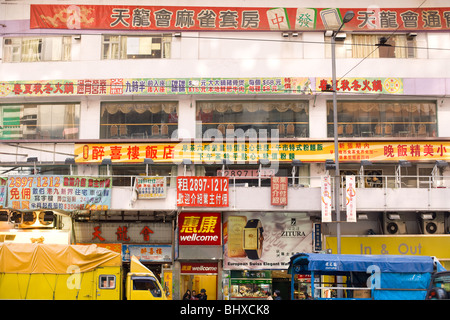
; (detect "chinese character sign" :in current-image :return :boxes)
[271,176,288,206]
[177,176,229,207]
[321,176,332,223]
[30,5,450,32]
[346,175,357,222]
[0,178,7,208]
[7,176,111,211]
[317,77,403,94]
[75,141,450,164]
[178,212,222,245]
[122,244,172,262]
[0,77,312,98]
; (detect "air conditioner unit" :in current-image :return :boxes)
[383,213,407,235]
[422,213,445,234]
[18,211,55,229]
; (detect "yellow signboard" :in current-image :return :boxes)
[326,235,450,260]
[75,140,450,163]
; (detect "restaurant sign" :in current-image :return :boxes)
[122,244,172,263]
[0,77,312,97]
[30,5,450,32]
[75,141,450,164]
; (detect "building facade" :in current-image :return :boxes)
[1,0,450,300]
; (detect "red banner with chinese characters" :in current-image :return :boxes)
[30,5,450,32]
[178,212,222,246]
[271,176,288,206]
[177,176,229,207]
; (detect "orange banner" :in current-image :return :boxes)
[75,141,450,163]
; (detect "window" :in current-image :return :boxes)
[3,37,71,62]
[132,276,162,297]
[100,102,178,139]
[197,163,310,187]
[99,164,177,187]
[196,101,309,139]
[325,34,416,59]
[99,275,116,289]
[102,34,171,59]
[326,101,437,138]
[0,103,80,140]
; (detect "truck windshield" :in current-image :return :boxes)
[132,276,162,297]
[428,274,450,299]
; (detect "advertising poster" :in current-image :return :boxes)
[0,178,7,208]
[346,175,357,222]
[321,175,332,222]
[136,176,167,199]
[271,176,288,206]
[223,212,312,270]
[74,141,450,164]
[177,176,229,207]
[7,175,112,211]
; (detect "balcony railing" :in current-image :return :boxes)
[104,174,450,189]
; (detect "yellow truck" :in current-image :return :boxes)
[0,242,167,300]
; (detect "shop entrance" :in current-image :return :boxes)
[272,270,292,300]
[181,274,217,300]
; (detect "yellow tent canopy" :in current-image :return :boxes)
[0,243,121,274]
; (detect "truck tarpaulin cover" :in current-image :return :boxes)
[288,253,436,274]
[0,243,121,274]
[288,253,442,300]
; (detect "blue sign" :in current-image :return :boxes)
[7,175,112,211]
[314,223,322,251]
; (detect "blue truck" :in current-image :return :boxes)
[288,253,446,300]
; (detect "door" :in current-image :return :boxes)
[94,267,122,300]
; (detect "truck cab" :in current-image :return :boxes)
[126,256,167,300]
[426,271,450,300]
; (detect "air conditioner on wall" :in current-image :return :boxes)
[18,211,55,229]
[383,213,407,235]
[421,213,445,234]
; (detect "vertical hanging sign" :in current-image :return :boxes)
[346,175,357,222]
[271,176,288,206]
[321,176,332,222]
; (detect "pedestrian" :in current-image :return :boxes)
[199,288,208,300]
[182,289,191,300]
[273,290,281,300]
[191,290,199,300]
[266,291,273,300]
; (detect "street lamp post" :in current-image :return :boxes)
[331,11,355,256]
